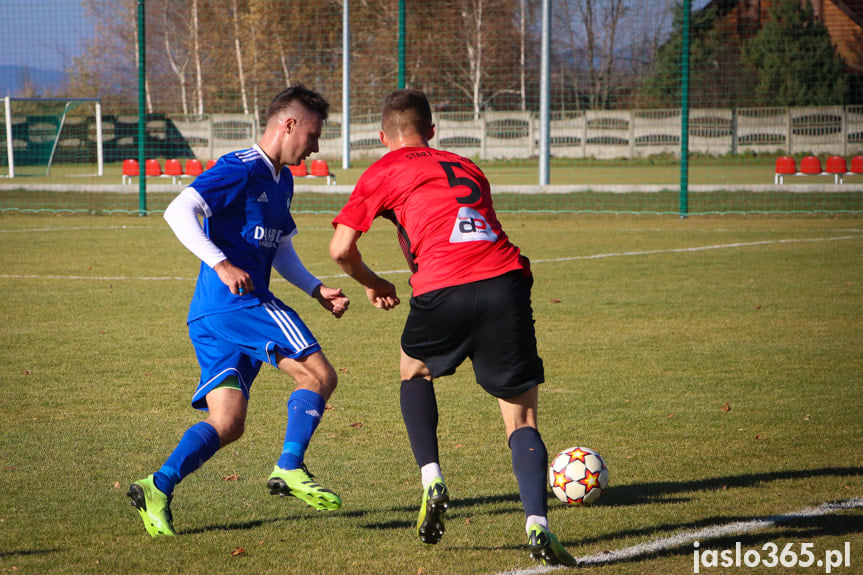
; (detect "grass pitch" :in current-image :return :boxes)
[0,213,860,574]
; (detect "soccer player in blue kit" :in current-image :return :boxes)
[128,85,349,537]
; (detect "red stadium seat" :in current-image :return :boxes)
[289,162,308,177]
[205,159,217,171]
[310,159,330,177]
[184,159,204,177]
[164,158,182,175]
[309,159,336,184]
[825,155,847,184]
[773,156,796,184]
[165,159,184,184]
[799,155,822,175]
[122,159,139,184]
[825,155,846,174]
[145,159,163,177]
[851,155,863,174]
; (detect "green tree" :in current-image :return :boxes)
[741,0,848,106]
[638,1,743,109]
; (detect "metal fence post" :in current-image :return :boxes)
[137,0,147,216]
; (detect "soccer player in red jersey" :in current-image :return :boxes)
[330,89,577,567]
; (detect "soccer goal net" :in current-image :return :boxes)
[1,97,103,178]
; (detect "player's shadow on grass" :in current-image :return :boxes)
[0,548,65,560]
[364,492,526,532]
[362,466,862,536]
[184,507,368,536]
[599,466,863,507]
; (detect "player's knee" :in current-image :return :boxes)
[211,417,245,446]
[319,365,338,397]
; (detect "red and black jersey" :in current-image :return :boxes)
[333,146,529,296]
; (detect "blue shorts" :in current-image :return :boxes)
[187,299,321,410]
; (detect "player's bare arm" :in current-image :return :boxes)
[312,284,350,318]
[213,259,254,295]
[329,223,400,310]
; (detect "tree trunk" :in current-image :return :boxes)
[232,0,249,114]
[192,0,204,115]
[519,0,526,111]
[163,5,190,116]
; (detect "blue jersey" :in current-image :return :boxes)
[186,145,296,322]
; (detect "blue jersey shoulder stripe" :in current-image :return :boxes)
[235,148,260,163]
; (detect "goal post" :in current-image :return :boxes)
[1,96,103,178]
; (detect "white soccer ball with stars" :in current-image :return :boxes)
[549,446,609,506]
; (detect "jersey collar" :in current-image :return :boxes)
[253,144,281,183]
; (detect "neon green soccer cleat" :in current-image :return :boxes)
[416,477,449,545]
[267,464,342,511]
[527,523,578,567]
[127,475,177,537]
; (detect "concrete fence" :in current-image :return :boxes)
[170,105,863,162]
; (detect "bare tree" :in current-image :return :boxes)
[444,0,522,117]
[192,0,204,115]
[519,0,527,111]
[231,0,249,114]
[572,0,626,109]
[162,2,190,115]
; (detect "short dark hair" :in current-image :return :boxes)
[381,89,433,138]
[267,84,329,122]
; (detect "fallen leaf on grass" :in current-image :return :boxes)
[350,421,364,428]
[667,413,675,419]
[230,547,246,557]
[113,481,121,489]
[549,298,561,303]
[325,404,335,411]
[720,402,731,412]
[803,413,811,421]
[222,474,240,481]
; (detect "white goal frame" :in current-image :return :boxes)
[2,96,103,178]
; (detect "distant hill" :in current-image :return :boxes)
[0,66,67,97]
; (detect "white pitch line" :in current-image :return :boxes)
[529,234,862,264]
[496,498,863,574]
[1,235,860,283]
[0,225,153,234]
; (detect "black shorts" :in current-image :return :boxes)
[401,271,544,399]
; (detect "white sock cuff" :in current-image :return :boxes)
[420,463,443,488]
[526,515,549,534]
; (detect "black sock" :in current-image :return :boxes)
[509,426,549,518]
[400,378,440,467]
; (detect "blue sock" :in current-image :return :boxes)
[277,389,325,470]
[509,426,549,518]
[153,421,220,497]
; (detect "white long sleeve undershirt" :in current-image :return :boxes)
[163,187,226,269]
[163,187,321,296]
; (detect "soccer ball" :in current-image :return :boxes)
[549,446,608,506]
